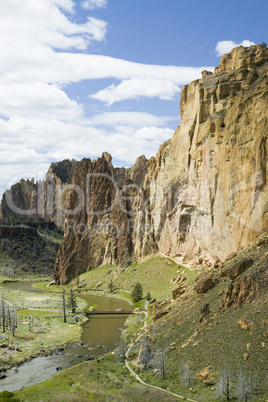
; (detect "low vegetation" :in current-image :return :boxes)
[0,282,88,369]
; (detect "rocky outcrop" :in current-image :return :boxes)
[221,272,258,308]
[194,275,214,294]
[1,159,77,228]
[54,153,148,284]
[138,44,268,266]
[220,258,254,280]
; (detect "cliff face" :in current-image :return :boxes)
[55,44,267,283]
[54,153,148,283]
[1,45,267,284]
[1,159,77,227]
[139,44,268,266]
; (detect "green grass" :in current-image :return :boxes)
[18,309,59,317]
[0,314,85,369]
[16,354,178,401]
[37,227,63,246]
[0,285,89,369]
[72,257,196,302]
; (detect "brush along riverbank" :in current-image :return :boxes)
[0,279,89,370]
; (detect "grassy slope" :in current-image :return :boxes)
[72,256,197,302]
[0,224,63,278]
[6,236,268,401]
[17,354,178,401]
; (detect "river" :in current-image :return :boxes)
[0,281,132,392]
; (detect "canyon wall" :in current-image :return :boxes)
[140,44,268,267]
[1,44,267,284]
[1,159,77,228]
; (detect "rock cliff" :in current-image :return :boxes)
[139,44,268,267]
[54,153,148,283]
[55,44,267,283]
[1,44,267,284]
[1,159,77,228]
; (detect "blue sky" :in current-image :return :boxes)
[0,0,267,197]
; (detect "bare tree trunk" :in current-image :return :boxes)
[62,291,66,323]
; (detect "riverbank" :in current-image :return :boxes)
[0,279,88,370]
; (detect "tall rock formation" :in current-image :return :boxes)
[54,44,267,283]
[140,44,268,266]
[54,153,149,283]
[1,44,267,284]
[1,159,77,227]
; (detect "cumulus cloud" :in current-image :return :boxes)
[0,0,214,197]
[90,78,181,105]
[81,0,107,10]
[0,0,108,53]
[215,40,255,57]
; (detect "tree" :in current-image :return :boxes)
[108,279,116,293]
[62,290,66,323]
[236,370,260,401]
[115,338,126,362]
[67,289,77,313]
[153,348,168,379]
[216,363,233,401]
[138,338,152,370]
[131,282,143,303]
[1,293,6,333]
[180,362,193,387]
[144,291,151,301]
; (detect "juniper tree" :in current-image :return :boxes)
[67,289,77,313]
[108,279,116,293]
[131,282,143,303]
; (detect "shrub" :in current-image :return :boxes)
[131,282,143,303]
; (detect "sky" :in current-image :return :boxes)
[0,0,267,197]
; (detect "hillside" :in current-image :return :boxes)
[0,219,63,277]
[12,234,268,401]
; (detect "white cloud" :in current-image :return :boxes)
[0,83,83,121]
[0,0,214,198]
[87,112,177,128]
[0,0,108,53]
[90,78,181,105]
[215,40,255,57]
[81,0,107,10]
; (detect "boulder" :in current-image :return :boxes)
[172,286,185,299]
[162,258,173,267]
[153,308,171,322]
[220,258,253,280]
[194,276,214,294]
[149,300,171,315]
[198,367,210,380]
[238,318,255,330]
[200,303,210,322]
[203,379,216,386]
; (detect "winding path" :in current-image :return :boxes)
[124,300,198,402]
